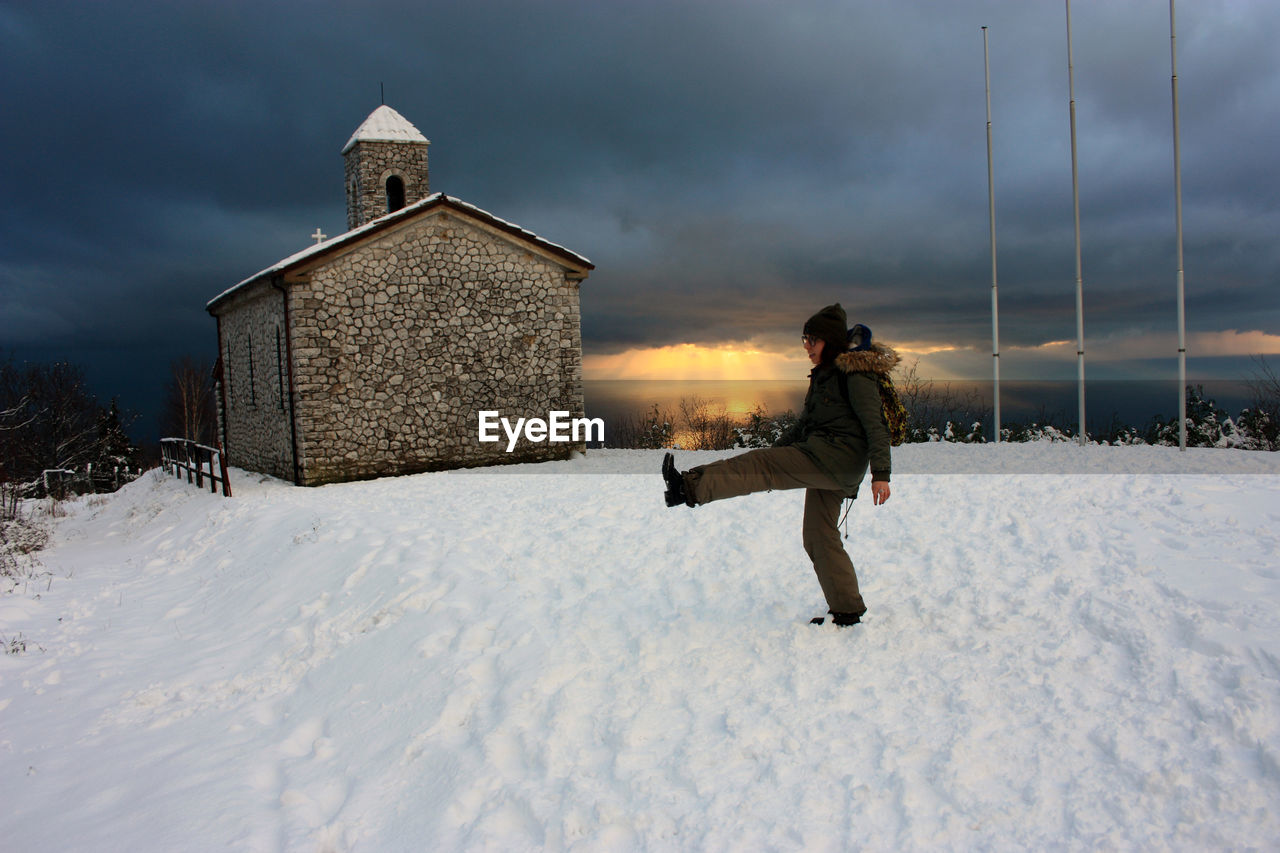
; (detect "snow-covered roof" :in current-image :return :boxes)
[207,193,593,312]
[341,105,429,154]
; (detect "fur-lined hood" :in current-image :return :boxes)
[834,342,900,376]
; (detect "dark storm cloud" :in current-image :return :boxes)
[2,0,1277,431]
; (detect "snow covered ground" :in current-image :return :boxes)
[3,444,1280,851]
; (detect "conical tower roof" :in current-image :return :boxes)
[341,105,429,154]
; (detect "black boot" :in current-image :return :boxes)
[662,452,693,508]
[810,609,866,627]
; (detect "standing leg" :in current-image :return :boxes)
[803,488,866,616]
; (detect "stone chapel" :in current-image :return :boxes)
[207,105,593,485]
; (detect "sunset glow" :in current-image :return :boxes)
[583,343,808,381]
[583,328,1280,385]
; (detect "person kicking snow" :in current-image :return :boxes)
[661,304,897,626]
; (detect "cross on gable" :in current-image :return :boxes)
[311,228,327,244]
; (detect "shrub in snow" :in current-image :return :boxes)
[3,633,29,655]
[1108,426,1150,446]
[734,406,799,449]
[912,420,987,443]
[612,383,1277,452]
[1,515,51,597]
[1144,385,1278,450]
[998,421,1078,443]
[1235,407,1279,451]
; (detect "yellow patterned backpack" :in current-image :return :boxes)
[842,323,909,447]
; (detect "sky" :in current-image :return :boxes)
[2,0,1278,437]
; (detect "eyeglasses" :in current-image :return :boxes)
[801,335,818,347]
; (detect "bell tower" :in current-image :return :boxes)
[342,105,430,230]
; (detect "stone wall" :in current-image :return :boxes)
[285,208,585,485]
[216,285,296,481]
[345,139,429,230]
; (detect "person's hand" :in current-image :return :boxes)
[871,480,891,505]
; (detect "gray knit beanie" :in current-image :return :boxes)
[803,303,848,353]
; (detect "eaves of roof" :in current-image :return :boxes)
[206,193,593,313]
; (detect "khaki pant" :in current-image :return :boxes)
[684,447,867,615]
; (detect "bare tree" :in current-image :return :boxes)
[0,357,135,492]
[609,402,676,449]
[162,356,217,444]
[0,362,35,514]
[605,396,740,450]
[895,359,991,441]
[14,361,102,473]
[678,396,736,450]
[1241,355,1280,450]
[1248,355,1280,412]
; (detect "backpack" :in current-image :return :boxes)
[874,373,909,446]
[838,370,908,447]
[841,323,908,447]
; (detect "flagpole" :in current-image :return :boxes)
[1066,0,1086,446]
[983,26,1001,443]
[1170,0,1187,451]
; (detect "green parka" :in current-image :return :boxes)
[774,343,900,497]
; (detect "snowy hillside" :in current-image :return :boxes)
[3,445,1280,851]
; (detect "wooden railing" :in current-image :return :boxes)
[160,438,232,497]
